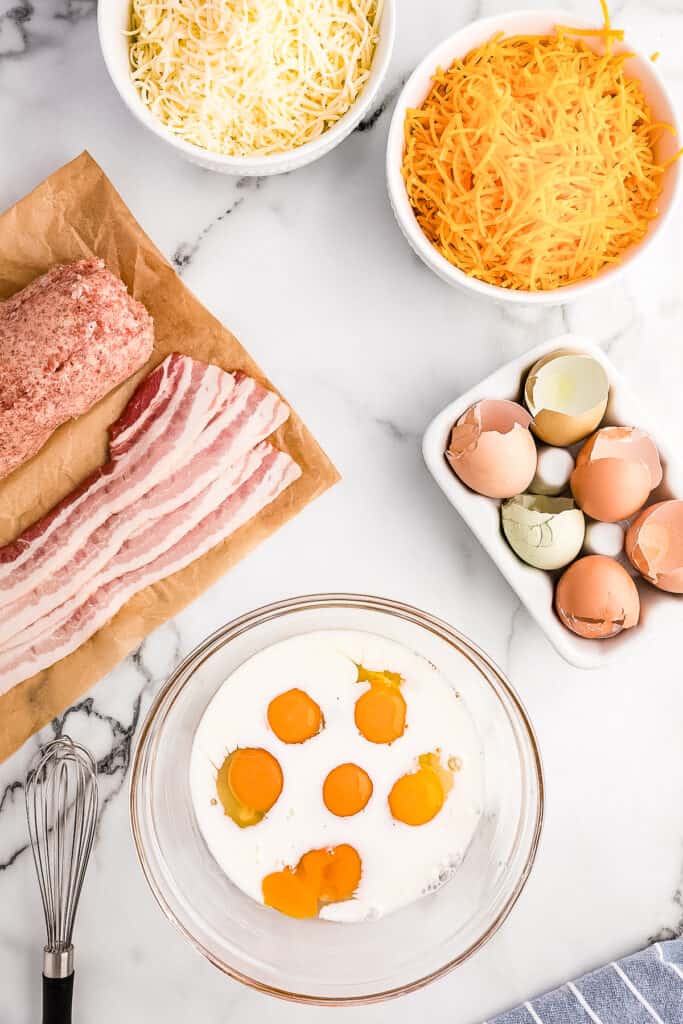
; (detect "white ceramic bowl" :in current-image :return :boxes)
[98,0,395,176]
[387,10,681,304]
[423,334,683,669]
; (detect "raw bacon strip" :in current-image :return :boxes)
[109,355,184,455]
[0,355,234,608]
[5,444,272,655]
[0,355,185,575]
[0,446,300,693]
[0,378,288,649]
[0,355,189,575]
[0,357,183,569]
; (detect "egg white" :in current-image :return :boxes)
[189,629,484,922]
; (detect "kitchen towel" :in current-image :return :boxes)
[488,939,683,1023]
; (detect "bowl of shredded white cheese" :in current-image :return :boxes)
[99,0,395,175]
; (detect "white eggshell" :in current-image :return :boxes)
[583,521,625,558]
[529,446,575,496]
[501,495,585,570]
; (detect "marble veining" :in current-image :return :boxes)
[168,78,404,275]
[1,1,683,1022]
[172,177,265,272]
[355,80,405,133]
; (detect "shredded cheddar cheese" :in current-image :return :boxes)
[129,0,382,157]
[401,13,681,292]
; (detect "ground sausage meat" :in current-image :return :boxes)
[0,258,154,480]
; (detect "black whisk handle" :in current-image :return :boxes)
[42,972,74,1024]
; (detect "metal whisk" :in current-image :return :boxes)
[25,736,98,1024]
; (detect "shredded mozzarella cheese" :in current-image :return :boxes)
[129,0,382,157]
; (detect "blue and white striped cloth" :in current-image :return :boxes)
[488,940,683,1024]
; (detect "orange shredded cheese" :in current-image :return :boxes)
[401,12,681,291]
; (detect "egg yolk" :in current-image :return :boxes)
[216,747,283,828]
[323,763,373,817]
[354,664,406,744]
[267,688,323,744]
[388,752,454,826]
[262,844,362,919]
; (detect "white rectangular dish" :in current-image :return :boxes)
[422,334,683,669]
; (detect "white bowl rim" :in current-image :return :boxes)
[98,0,396,174]
[386,8,683,305]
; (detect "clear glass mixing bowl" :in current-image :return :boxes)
[130,594,544,1005]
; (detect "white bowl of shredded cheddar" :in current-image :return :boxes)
[98,0,395,175]
[386,8,682,302]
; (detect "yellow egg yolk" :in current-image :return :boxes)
[388,752,454,826]
[262,844,362,919]
[323,763,373,817]
[216,747,283,828]
[354,664,406,744]
[267,687,323,743]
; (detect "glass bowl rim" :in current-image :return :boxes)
[129,592,545,1006]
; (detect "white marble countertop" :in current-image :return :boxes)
[1,0,683,1021]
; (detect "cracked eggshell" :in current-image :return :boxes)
[502,495,585,570]
[524,351,609,446]
[555,555,640,639]
[445,399,537,499]
[626,500,683,593]
[570,426,663,523]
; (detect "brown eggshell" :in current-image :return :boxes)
[570,426,662,522]
[570,458,652,522]
[524,351,609,446]
[555,555,640,639]
[446,400,537,499]
[584,427,662,488]
[626,500,683,593]
[532,405,606,447]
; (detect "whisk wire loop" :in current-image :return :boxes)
[25,737,98,961]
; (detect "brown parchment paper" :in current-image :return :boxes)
[0,151,339,762]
